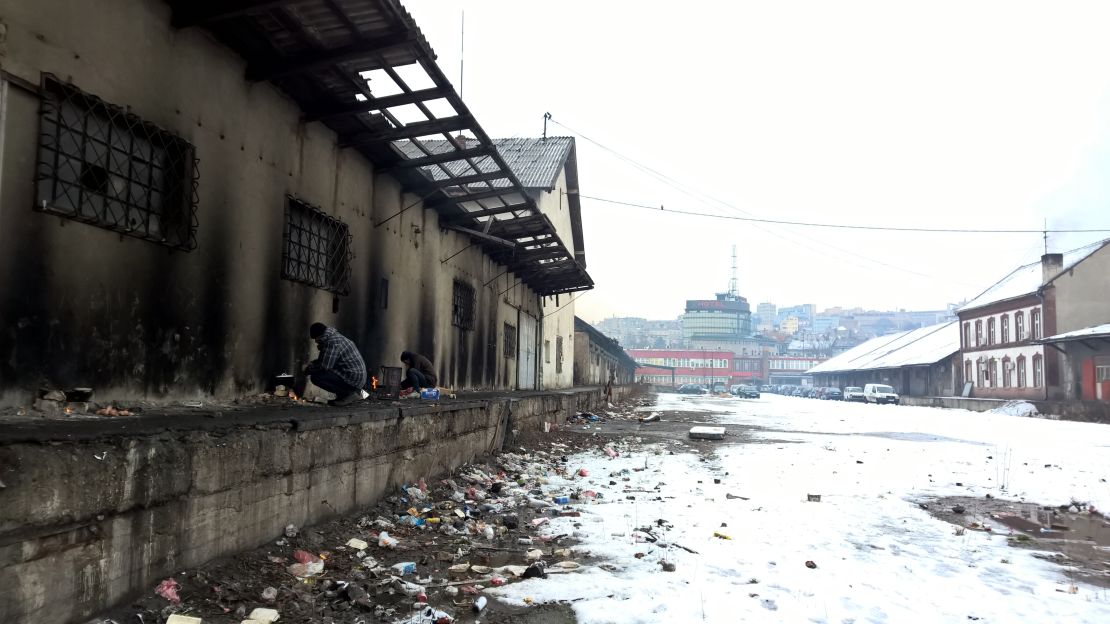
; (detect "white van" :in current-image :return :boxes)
[863,384,900,405]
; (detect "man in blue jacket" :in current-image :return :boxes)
[306,322,367,406]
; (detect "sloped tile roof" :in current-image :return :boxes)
[807,322,959,374]
[960,239,1109,312]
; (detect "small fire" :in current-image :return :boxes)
[64,406,72,415]
[371,376,379,391]
[288,390,299,402]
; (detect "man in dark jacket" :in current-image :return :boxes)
[306,323,367,406]
[400,351,438,391]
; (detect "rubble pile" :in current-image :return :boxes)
[106,437,653,624]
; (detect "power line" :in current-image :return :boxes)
[578,194,1110,234]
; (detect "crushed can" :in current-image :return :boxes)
[391,561,417,575]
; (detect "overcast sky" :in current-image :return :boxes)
[404,0,1110,324]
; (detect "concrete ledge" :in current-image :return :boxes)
[901,395,1110,423]
[0,386,635,624]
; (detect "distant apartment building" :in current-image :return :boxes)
[780,316,800,335]
[630,349,735,386]
[595,316,683,349]
[756,302,777,331]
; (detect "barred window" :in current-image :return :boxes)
[281,197,352,295]
[35,75,198,250]
[452,280,475,330]
[504,323,517,359]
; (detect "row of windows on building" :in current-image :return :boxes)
[33,75,497,332]
[964,354,1042,389]
[640,375,733,384]
[635,358,730,368]
[963,309,1041,349]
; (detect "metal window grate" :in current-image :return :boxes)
[282,196,352,295]
[35,74,199,250]
[452,280,475,330]
[504,323,517,359]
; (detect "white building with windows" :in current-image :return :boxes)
[957,242,1110,400]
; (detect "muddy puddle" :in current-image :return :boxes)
[925,495,1110,587]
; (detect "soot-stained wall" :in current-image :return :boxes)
[0,0,545,405]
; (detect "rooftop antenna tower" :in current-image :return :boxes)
[458,10,465,98]
[728,244,739,297]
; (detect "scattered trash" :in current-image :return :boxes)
[726,493,750,500]
[392,561,417,576]
[261,586,278,602]
[155,578,181,604]
[639,413,660,423]
[952,505,966,514]
[379,531,399,548]
[805,561,817,569]
[661,561,677,572]
[807,494,822,502]
[346,538,368,550]
[523,561,548,579]
[472,596,488,613]
[688,426,726,440]
[247,607,281,623]
[713,531,731,540]
[577,468,590,477]
[604,446,619,458]
[284,524,298,538]
[165,616,201,624]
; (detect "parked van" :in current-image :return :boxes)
[863,384,900,405]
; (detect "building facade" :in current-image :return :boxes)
[573,317,637,386]
[809,322,960,396]
[682,293,752,343]
[0,0,593,405]
[956,245,1110,400]
[629,348,734,386]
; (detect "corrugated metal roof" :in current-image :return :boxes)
[960,239,1109,312]
[1040,323,1110,342]
[394,137,574,190]
[807,322,959,374]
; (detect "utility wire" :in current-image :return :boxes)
[578,194,1110,234]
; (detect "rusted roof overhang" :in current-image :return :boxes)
[166,0,592,296]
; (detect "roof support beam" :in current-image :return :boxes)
[432,171,510,189]
[341,116,473,147]
[380,146,490,171]
[428,188,521,209]
[171,1,292,28]
[246,32,415,82]
[442,225,517,248]
[442,203,531,224]
[305,87,446,122]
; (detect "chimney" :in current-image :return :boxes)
[1041,253,1063,284]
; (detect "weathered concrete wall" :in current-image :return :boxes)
[0,387,630,624]
[0,0,554,405]
[901,395,1110,423]
[537,169,577,390]
[1053,241,1110,334]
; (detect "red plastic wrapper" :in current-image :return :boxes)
[155,578,181,604]
[293,549,321,564]
[577,468,589,477]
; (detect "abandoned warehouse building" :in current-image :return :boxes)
[0,0,594,405]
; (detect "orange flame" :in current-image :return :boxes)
[288,390,299,402]
[371,376,379,391]
[64,406,73,414]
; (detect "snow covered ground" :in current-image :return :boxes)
[488,394,1110,623]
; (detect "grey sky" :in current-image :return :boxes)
[403,0,1110,323]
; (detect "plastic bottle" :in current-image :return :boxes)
[473,596,488,613]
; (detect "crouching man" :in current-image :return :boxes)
[306,322,367,406]
[400,350,438,392]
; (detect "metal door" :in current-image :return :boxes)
[517,312,537,389]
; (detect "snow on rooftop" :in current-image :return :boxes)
[807,321,959,374]
[1041,323,1110,342]
[959,239,1109,312]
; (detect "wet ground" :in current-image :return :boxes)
[925,495,1110,588]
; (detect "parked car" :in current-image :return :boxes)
[843,386,865,402]
[821,387,843,400]
[760,385,773,393]
[677,384,709,395]
[863,383,900,405]
[711,382,728,394]
[736,385,760,399]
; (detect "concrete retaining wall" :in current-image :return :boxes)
[0,386,632,624]
[901,395,1110,423]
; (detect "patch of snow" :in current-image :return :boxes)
[491,395,1110,623]
[989,400,1040,418]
